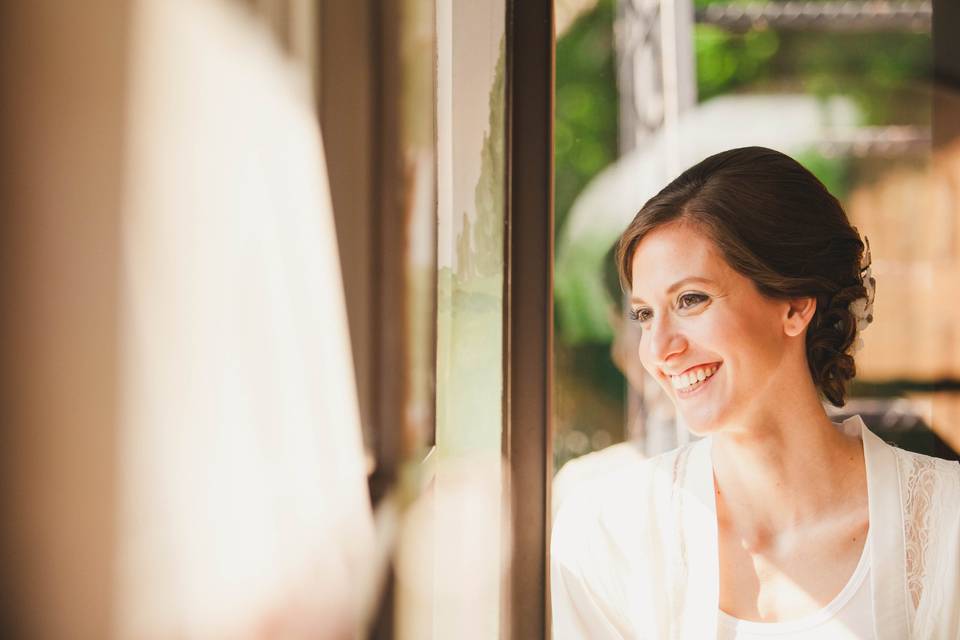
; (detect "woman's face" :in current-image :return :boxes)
[629,221,795,435]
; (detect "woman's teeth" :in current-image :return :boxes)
[670,364,719,391]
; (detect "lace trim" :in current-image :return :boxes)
[670,446,692,638]
[896,449,955,618]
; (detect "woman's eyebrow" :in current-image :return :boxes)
[630,276,716,304]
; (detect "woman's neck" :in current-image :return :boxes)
[710,396,866,541]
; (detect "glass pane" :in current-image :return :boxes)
[552,0,954,531]
[395,1,508,638]
[435,3,506,461]
[551,1,960,635]
[553,0,633,517]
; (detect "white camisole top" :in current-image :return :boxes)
[717,532,876,639]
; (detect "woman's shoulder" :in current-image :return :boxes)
[555,440,696,510]
[887,439,960,489]
[853,413,959,498]
[884,440,960,542]
[551,441,646,520]
[551,440,699,557]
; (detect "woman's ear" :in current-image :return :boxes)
[783,296,816,337]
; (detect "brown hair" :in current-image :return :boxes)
[614,146,867,407]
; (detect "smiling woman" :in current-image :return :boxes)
[550,146,960,639]
[618,147,869,412]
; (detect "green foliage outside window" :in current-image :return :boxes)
[555,0,618,239]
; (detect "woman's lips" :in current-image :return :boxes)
[669,362,722,398]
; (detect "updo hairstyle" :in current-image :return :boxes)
[614,146,868,407]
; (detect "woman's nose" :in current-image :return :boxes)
[644,317,687,366]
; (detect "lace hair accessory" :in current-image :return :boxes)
[848,235,876,355]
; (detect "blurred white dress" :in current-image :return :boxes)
[118,0,374,637]
[551,415,960,639]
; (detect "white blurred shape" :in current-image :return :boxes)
[562,93,860,249]
[116,0,373,638]
[395,454,510,640]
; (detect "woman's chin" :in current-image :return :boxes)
[676,407,726,437]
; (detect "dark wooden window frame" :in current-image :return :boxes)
[502,2,555,639]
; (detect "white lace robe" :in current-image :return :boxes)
[551,415,960,639]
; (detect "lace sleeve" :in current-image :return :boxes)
[896,448,960,637]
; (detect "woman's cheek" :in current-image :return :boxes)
[636,341,653,376]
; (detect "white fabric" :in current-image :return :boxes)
[117,0,374,637]
[717,533,874,639]
[553,441,646,522]
[551,415,960,639]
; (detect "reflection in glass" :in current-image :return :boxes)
[396,2,508,638]
[553,0,955,522]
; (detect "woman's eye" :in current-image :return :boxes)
[629,307,651,323]
[678,293,707,309]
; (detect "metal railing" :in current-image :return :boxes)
[696,1,931,33]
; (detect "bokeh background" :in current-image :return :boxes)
[552,0,960,482]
